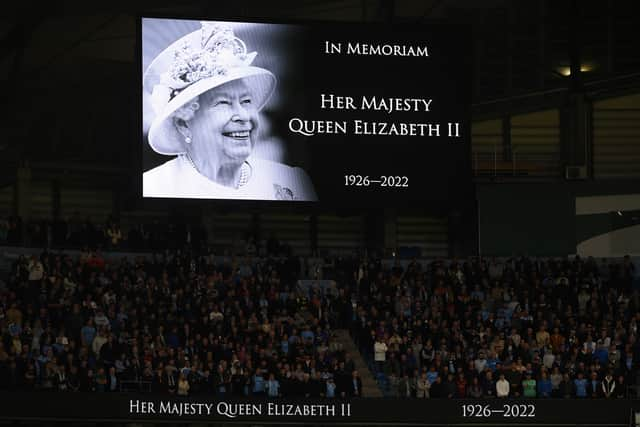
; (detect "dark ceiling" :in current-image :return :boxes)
[1,0,639,169]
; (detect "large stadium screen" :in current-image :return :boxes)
[141,17,471,204]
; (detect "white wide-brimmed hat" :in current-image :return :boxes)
[143,22,276,155]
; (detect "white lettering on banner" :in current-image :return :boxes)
[129,400,347,418]
[129,399,156,414]
[360,96,433,113]
[267,403,343,417]
[341,403,352,416]
[346,42,428,57]
[217,402,262,418]
[156,401,214,416]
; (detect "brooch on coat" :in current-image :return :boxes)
[274,184,294,200]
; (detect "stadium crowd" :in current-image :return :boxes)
[0,238,362,398]
[1,215,639,399]
[346,255,639,398]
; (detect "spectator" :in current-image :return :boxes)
[252,368,266,396]
[574,372,587,398]
[152,368,167,394]
[588,371,600,398]
[468,376,483,398]
[266,373,280,398]
[398,372,413,398]
[522,372,537,398]
[505,364,522,397]
[68,366,80,392]
[474,351,487,373]
[443,373,456,399]
[455,372,467,398]
[95,368,107,392]
[349,370,363,397]
[177,372,190,396]
[80,368,95,392]
[482,371,496,398]
[615,375,627,398]
[374,337,388,373]
[325,377,336,398]
[496,373,510,398]
[601,372,615,398]
[416,372,430,398]
[55,365,68,391]
[426,365,439,385]
[537,371,552,398]
[108,367,119,392]
[429,376,444,398]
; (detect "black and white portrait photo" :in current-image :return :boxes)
[141,18,318,201]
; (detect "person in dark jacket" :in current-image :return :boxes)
[587,371,600,398]
[614,375,627,398]
[482,371,496,398]
[558,373,574,398]
[151,368,167,394]
[443,373,457,398]
[430,376,445,398]
[398,373,413,398]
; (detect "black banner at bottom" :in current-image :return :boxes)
[0,392,638,425]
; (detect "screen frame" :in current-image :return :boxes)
[135,12,474,212]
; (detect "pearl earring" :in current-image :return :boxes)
[185,136,192,144]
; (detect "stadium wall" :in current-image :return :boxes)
[478,180,640,257]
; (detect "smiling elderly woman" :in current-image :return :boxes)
[143,22,317,201]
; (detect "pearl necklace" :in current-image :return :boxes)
[184,154,251,189]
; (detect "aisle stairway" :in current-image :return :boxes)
[332,329,383,398]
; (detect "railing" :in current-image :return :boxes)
[473,148,561,179]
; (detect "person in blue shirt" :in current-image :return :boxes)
[252,369,266,395]
[165,326,180,349]
[8,322,22,338]
[288,329,300,346]
[486,352,500,372]
[574,372,587,398]
[80,319,96,347]
[266,373,280,398]
[280,335,289,355]
[300,327,315,344]
[593,345,609,365]
[537,371,553,398]
[426,366,439,385]
[326,377,336,398]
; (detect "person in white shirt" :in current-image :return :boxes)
[496,373,510,398]
[474,352,487,373]
[374,337,388,372]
